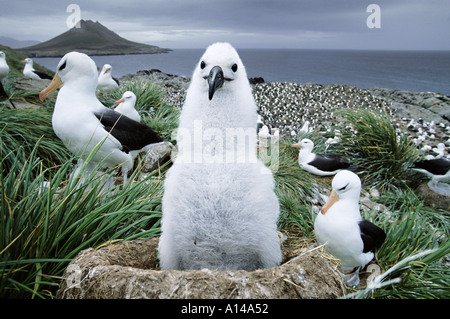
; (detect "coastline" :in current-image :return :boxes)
[4,68,449,160]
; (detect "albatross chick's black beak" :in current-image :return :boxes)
[208,66,224,100]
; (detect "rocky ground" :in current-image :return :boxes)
[120,70,450,160]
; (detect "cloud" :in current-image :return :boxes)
[0,0,449,49]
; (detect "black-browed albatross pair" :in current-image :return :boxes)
[39,52,162,184]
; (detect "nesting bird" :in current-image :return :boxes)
[97,64,120,91]
[0,51,15,108]
[412,157,450,196]
[39,52,162,185]
[314,170,386,286]
[113,91,140,122]
[21,58,52,80]
[159,42,282,271]
[291,138,353,176]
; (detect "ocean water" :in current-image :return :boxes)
[34,49,450,95]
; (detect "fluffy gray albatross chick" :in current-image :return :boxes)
[159,42,282,271]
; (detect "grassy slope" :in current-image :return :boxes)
[0,44,53,77]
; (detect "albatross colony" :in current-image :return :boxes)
[39,51,163,184]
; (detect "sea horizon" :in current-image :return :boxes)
[34,48,450,95]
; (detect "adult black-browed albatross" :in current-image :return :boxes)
[22,58,53,80]
[97,64,120,91]
[314,170,386,286]
[39,52,163,184]
[291,138,353,176]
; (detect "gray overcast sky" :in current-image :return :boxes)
[1,0,449,50]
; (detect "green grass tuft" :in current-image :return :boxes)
[335,108,424,191]
[0,143,164,298]
[0,106,69,176]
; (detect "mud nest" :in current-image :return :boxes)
[56,236,346,299]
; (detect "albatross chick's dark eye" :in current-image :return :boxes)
[200,61,206,69]
[231,63,238,72]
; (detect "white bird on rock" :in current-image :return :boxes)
[412,157,450,196]
[291,138,354,176]
[314,170,386,286]
[159,42,282,271]
[97,64,119,91]
[0,51,15,108]
[21,58,52,80]
[39,52,163,185]
[113,91,140,122]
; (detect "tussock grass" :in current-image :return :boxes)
[0,142,164,298]
[355,188,449,298]
[0,107,69,175]
[273,139,320,237]
[335,108,423,191]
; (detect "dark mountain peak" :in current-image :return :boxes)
[18,20,171,57]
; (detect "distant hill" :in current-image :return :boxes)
[18,20,171,57]
[0,36,40,49]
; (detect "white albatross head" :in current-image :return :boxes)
[100,64,113,76]
[21,57,34,67]
[291,138,315,152]
[114,91,137,107]
[39,52,98,101]
[320,170,362,215]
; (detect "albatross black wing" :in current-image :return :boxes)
[359,219,386,253]
[94,109,163,153]
[113,77,120,86]
[413,158,450,176]
[308,153,352,172]
[33,71,53,80]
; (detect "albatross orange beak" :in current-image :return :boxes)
[320,189,339,215]
[39,73,63,101]
[291,141,303,148]
[113,97,124,105]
